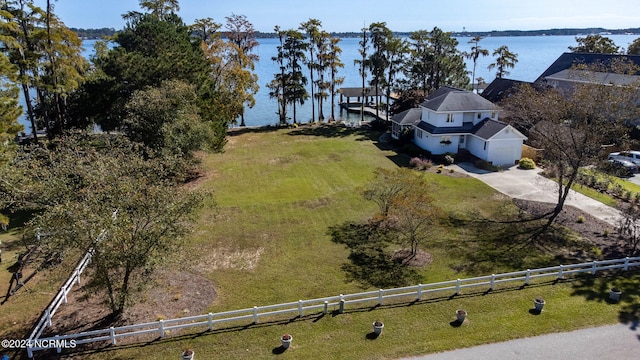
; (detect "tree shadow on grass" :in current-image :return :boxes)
[227,125,282,137]
[287,123,382,142]
[328,221,421,289]
[446,206,591,276]
[569,270,640,326]
[341,247,422,289]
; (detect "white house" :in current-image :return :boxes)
[413,87,527,166]
[391,108,422,140]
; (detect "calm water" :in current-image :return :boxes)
[17,35,639,130]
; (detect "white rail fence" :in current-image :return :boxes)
[25,250,93,344]
[26,256,640,357]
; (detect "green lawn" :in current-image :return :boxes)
[568,168,640,207]
[2,125,637,360]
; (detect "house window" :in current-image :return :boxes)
[483,141,487,150]
[417,129,423,139]
[459,135,465,144]
[440,136,451,145]
[491,112,497,119]
[477,113,481,119]
[446,113,454,123]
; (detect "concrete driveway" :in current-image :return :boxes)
[401,164,638,359]
[453,163,623,227]
[401,322,639,360]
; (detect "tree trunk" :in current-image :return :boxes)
[536,166,579,237]
[117,266,132,314]
[20,82,38,143]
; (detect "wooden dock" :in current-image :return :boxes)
[339,102,388,121]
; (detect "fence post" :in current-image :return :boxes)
[55,335,61,353]
[339,294,345,314]
[592,261,597,275]
[455,279,461,295]
[323,301,328,315]
[417,284,423,301]
[298,300,303,318]
[76,269,81,285]
[46,309,52,327]
[110,326,116,345]
[208,312,214,331]
[490,274,495,291]
[378,289,384,306]
[27,346,33,358]
[159,319,165,338]
[62,286,67,303]
[558,265,564,279]
[253,306,259,324]
[624,257,630,271]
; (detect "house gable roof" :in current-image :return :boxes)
[424,86,465,100]
[391,108,422,126]
[416,120,475,135]
[481,78,532,103]
[535,52,640,83]
[420,88,497,112]
[470,119,525,140]
[470,119,507,139]
[544,69,640,86]
[417,118,526,140]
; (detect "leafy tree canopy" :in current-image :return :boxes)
[628,38,640,55]
[73,11,229,152]
[0,52,23,166]
[1,134,207,315]
[569,34,621,54]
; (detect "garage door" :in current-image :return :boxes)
[491,146,516,166]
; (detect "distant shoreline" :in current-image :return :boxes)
[73,27,640,40]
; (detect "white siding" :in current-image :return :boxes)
[421,108,463,128]
[467,136,488,160]
[414,131,459,155]
[487,139,523,166]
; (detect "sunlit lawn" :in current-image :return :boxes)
[2,125,637,360]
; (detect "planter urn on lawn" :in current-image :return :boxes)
[609,288,622,302]
[534,298,545,312]
[181,349,194,360]
[372,320,384,335]
[280,334,292,349]
[455,309,467,322]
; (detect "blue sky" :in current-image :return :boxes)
[37,0,640,33]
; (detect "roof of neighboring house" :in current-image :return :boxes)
[338,87,384,98]
[544,69,640,86]
[417,118,526,140]
[481,78,532,103]
[535,52,640,83]
[391,108,422,126]
[420,88,498,112]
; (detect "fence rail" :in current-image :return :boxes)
[26,249,93,344]
[26,256,640,357]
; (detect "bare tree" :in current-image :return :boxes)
[618,203,640,255]
[503,60,640,232]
